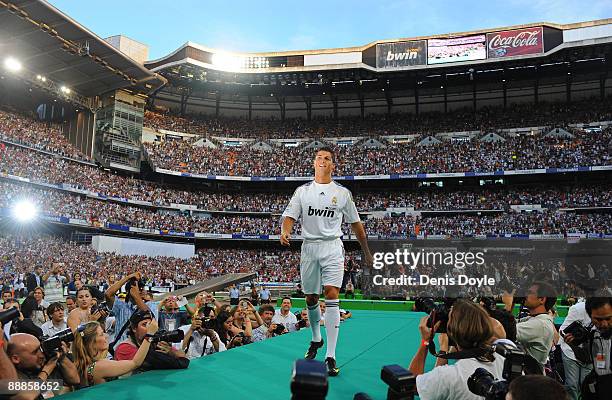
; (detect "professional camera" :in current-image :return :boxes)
[150,329,184,344]
[467,342,536,399]
[199,317,215,330]
[41,328,75,358]
[414,297,455,333]
[274,323,286,335]
[468,368,508,400]
[0,307,20,325]
[296,319,308,329]
[561,321,591,346]
[91,301,110,315]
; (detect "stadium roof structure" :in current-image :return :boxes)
[0,0,166,109]
[145,18,612,117]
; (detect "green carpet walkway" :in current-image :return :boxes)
[61,310,436,400]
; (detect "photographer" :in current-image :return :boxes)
[71,319,158,386]
[215,311,247,349]
[579,297,612,399]
[21,287,48,328]
[180,306,225,359]
[503,282,556,372]
[252,304,287,342]
[559,300,593,400]
[40,303,67,338]
[409,299,505,400]
[41,263,66,304]
[157,295,190,332]
[7,333,80,394]
[114,310,189,372]
[104,272,150,342]
[506,375,568,400]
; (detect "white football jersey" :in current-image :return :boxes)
[282,181,360,240]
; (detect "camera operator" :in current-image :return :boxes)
[179,306,225,359]
[253,304,287,342]
[3,299,43,338]
[40,303,67,338]
[21,287,48,328]
[578,297,612,399]
[114,310,189,372]
[156,295,191,332]
[505,374,568,400]
[503,282,557,372]
[7,333,80,395]
[409,299,505,400]
[559,300,593,400]
[42,263,66,304]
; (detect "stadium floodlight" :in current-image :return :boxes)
[60,85,71,94]
[212,52,243,71]
[4,57,22,72]
[12,200,38,223]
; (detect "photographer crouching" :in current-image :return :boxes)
[408,299,506,400]
[114,309,189,372]
[7,332,80,395]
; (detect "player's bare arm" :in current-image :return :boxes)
[281,216,296,246]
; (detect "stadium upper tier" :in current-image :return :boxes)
[1,178,611,238]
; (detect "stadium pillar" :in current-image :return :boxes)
[534,67,539,105]
[215,92,221,118]
[332,96,338,120]
[443,86,448,114]
[472,80,477,111]
[248,96,252,121]
[566,73,572,103]
[359,93,365,119]
[385,91,393,115]
[276,96,286,121]
[415,85,420,115]
[600,72,607,100]
[303,97,312,121]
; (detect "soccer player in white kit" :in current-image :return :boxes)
[281,147,373,376]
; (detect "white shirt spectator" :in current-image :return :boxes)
[272,310,298,332]
[40,319,68,337]
[516,313,556,367]
[416,355,505,400]
[44,274,65,303]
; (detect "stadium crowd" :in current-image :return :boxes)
[145,127,612,176]
[0,108,90,162]
[1,180,611,236]
[144,98,612,138]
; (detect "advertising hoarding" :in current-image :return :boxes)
[487,27,543,58]
[427,35,486,64]
[376,40,427,68]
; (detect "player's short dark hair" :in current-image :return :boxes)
[585,297,612,316]
[508,375,568,400]
[316,146,334,163]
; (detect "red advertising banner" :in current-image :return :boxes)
[487,27,543,58]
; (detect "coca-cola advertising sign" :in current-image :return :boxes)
[487,27,543,58]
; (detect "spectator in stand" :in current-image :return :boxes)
[25,265,44,294]
[67,287,107,333]
[65,295,77,315]
[67,273,82,297]
[260,286,271,304]
[40,302,68,337]
[229,285,240,306]
[21,287,48,328]
[42,262,66,304]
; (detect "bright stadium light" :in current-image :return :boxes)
[4,57,22,72]
[212,52,243,71]
[12,200,38,222]
[60,85,71,94]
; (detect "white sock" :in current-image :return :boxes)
[307,303,322,342]
[324,299,340,359]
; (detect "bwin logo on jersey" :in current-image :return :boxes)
[307,206,335,218]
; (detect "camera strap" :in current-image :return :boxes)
[108,310,138,356]
[436,347,491,360]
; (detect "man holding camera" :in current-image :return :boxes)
[105,272,150,344]
[503,282,557,372]
[114,309,189,373]
[7,333,80,395]
[253,304,287,342]
[576,297,612,399]
[42,263,66,304]
[559,300,593,400]
[272,297,298,333]
[179,306,225,359]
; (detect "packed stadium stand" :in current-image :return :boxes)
[1,1,612,398]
